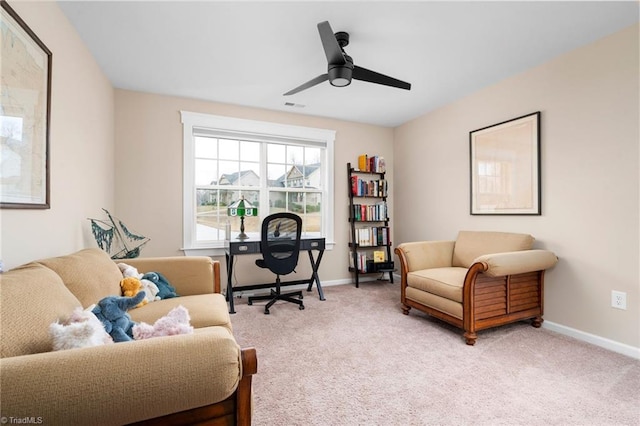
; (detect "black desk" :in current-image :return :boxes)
[224,236,326,313]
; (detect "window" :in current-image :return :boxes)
[181,111,335,255]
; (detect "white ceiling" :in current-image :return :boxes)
[58,1,639,128]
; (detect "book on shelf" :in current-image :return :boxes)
[358,154,368,171]
[351,203,387,221]
[350,176,387,197]
[349,252,369,273]
[356,155,386,173]
[368,155,386,173]
[373,250,385,263]
[353,226,390,246]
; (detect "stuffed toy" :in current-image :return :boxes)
[132,305,193,340]
[141,271,179,299]
[139,278,160,303]
[120,277,147,308]
[117,262,143,279]
[118,263,160,304]
[92,292,146,342]
[49,305,113,351]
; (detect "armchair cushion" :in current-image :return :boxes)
[407,267,467,303]
[396,240,455,271]
[452,231,534,268]
[0,263,82,358]
[405,287,463,319]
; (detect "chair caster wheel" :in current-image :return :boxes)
[248,300,253,305]
[299,305,305,310]
[299,294,304,299]
[264,309,270,315]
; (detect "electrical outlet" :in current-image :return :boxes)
[611,290,627,310]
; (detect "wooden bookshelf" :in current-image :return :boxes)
[347,161,394,287]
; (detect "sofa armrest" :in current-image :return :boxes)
[395,240,455,272]
[0,327,245,425]
[473,249,558,277]
[124,256,221,295]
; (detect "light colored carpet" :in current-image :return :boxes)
[229,282,640,426]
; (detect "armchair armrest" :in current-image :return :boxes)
[124,256,221,295]
[0,328,245,425]
[395,240,455,272]
[473,249,558,277]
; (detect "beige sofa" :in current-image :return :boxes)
[395,231,558,345]
[0,248,256,425]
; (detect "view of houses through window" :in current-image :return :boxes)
[194,136,324,242]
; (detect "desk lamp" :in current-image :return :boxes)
[227,196,258,240]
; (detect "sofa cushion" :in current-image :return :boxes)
[1,263,82,358]
[37,248,123,308]
[0,326,242,424]
[452,231,534,268]
[129,294,232,332]
[407,267,468,303]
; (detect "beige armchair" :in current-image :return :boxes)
[395,231,558,345]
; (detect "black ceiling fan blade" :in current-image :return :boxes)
[353,66,411,90]
[283,74,329,96]
[317,21,346,66]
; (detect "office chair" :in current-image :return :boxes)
[248,212,304,314]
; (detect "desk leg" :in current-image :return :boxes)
[307,249,325,301]
[225,252,236,314]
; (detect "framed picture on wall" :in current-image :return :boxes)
[0,0,52,209]
[469,111,541,215]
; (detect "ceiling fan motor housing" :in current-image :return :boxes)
[329,53,353,87]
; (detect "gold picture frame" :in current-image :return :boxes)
[1,0,52,209]
[470,112,541,215]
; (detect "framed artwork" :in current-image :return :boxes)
[470,111,541,215]
[1,0,52,209]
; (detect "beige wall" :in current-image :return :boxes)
[114,90,393,285]
[394,24,639,347]
[0,1,114,270]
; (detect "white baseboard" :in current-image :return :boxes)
[543,321,640,360]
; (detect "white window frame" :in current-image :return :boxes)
[181,111,336,256]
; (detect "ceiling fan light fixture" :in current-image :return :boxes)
[330,77,351,87]
[328,66,352,87]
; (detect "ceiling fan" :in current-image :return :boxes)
[284,21,411,96]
